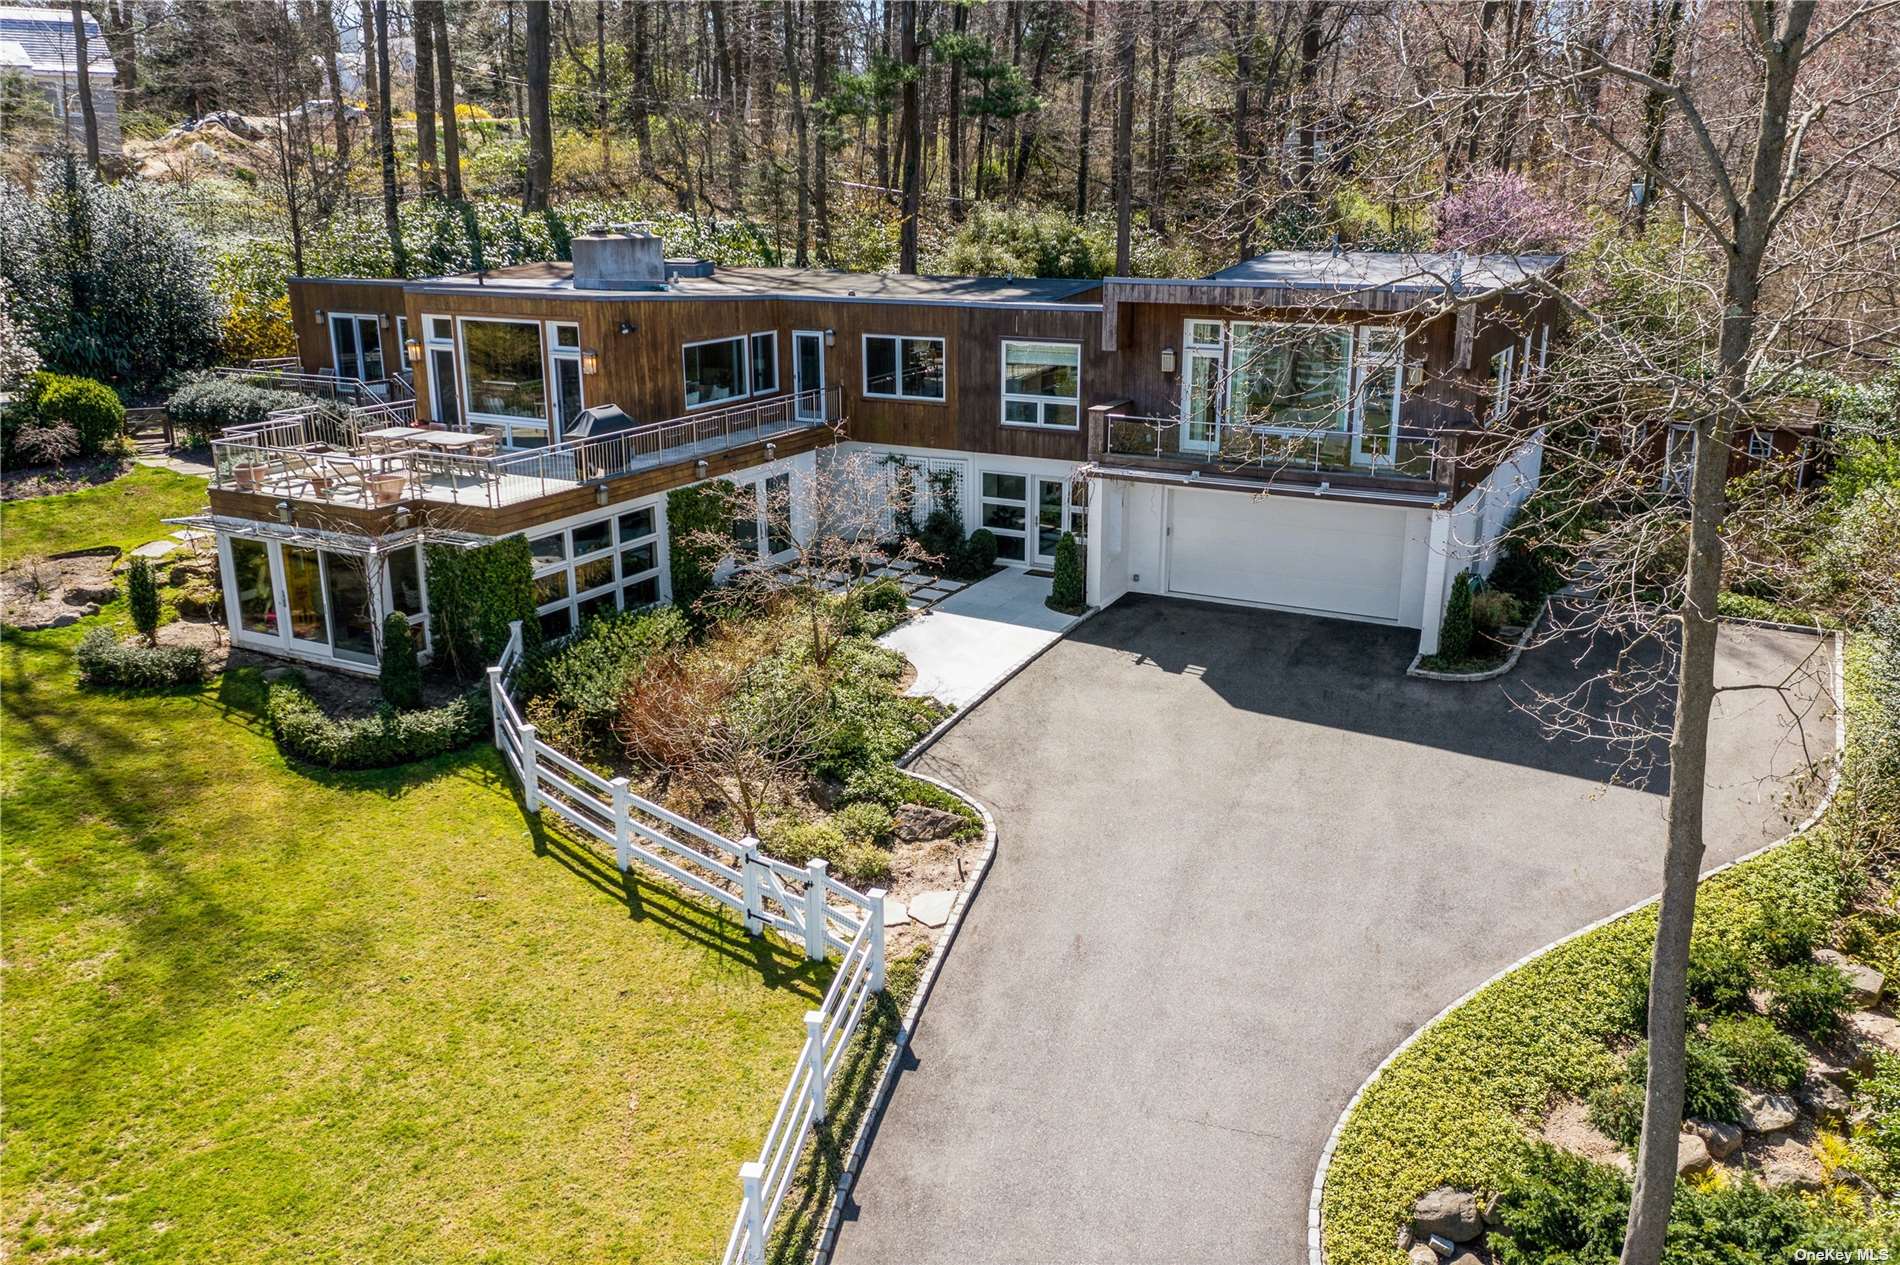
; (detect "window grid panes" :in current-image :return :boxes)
[533,504,665,634]
[750,332,778,394]
[979,471,1028,562]
[864,335,946,401]
[1001,340,1081,429]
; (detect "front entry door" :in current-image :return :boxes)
[1181,347,1223,454]
[793,330,826,421]
[1033,476,1087,567]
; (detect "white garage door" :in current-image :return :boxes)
[1166,489,1408,622]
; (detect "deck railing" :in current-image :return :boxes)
[487,623,884,1265]
[211,364,412,405]
[1101,411,1444,483]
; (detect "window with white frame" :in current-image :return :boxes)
[386,544,428,651]
[726,472,796,561]
[1539,324,1550,370]
[423,315,459,426]
[1000,340,1081,429]
[979,470,1029,562]
[864,334,945,401]
[1490,346,1514,420]
[530,505,664,641]
[549,321,584,438]
[1663,424,1696,493]
[461,317,546,427]
[750,332,779,395]
[684,335,747,409]
[1747,429,1774,460]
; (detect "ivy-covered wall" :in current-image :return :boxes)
[424,535,540,678]
[667,481,736,618]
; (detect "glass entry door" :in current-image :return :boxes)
[793,331,826,421]
[1034,477,1088,567]
[1181,348,1223,454]
[329,314,385,384]
[282,545,329,649]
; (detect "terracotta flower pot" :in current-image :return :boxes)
[233,462,265,492]
[370,473,406,506]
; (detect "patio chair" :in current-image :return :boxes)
[275,450,330,497]
[322,455,374,501]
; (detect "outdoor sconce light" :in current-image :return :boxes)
[378,313,389,328]
[393,506,412,529]
[403,337,423,365]
[595,484,610,507]
[695,458,710,479]
[274,500,293,524]
[580,348,600,375]
[617,320,635,335]
[313,308,325,325]
[1160,347,1177,375]
[1406,360,1425,387]
[824,328,835,348]
[765,441,777,460]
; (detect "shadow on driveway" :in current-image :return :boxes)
[830,596,1836,1265]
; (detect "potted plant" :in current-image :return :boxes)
[233,460,266,491]
[370,471,406,505]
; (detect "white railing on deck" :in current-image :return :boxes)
[487,620,885,1265]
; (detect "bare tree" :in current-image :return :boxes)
[522,0,553,211]
[897,0,926,273]
[371,0,406,271]
[429,0,464,201]
[1112,1,1137,273]
[69,2,100,170]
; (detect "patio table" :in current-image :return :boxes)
[415,430,494,453]
[361,424,431,451]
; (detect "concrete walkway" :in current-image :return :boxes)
[879,568,1083,708]
[833,597,1836,1265]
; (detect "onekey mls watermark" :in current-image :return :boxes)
[1792,1250,1893,1262]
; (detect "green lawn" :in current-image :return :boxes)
[0,466,209,565]
[1,478,825,1263]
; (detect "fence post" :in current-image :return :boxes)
[738,1161,767,1265]
[486,666,504,751]
[518,724,542,813]
[803,858,829,961]
[609,777,633,872]
[866,887,887,994]
[804,1009,828,1123]
[738,836,763,936]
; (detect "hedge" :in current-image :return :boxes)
[1319,629,1896,1264]
[75,627,205,688]
[265,675,490,771]
[423,534,540,679]
[3,371,125,460]
[164,372,307,446]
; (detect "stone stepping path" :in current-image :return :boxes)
[779,561,967,613]
[129,539,180,560]
[908,889,955,929]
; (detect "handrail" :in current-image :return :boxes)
[1102,410,1443,481]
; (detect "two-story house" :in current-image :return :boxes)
[201,229,1561,674]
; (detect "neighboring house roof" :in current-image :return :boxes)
[1200,249,1564,296]
[0,5,115,76]
[406,262,1103,307]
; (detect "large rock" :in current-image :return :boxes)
[1814,949,1885,1007]
[1406,1247,1439,1265]
[62,583,116,605]
[1739,1091,1799,1134]
[1687,1118,1743,1159]
[1754,1137,1825,1190]
[1674,1132,1711,1174]
[891,803,968,842]
[1798,1075,1851,1127]
[1410,1187,1483,1244]
[1843,1008,1900,1073]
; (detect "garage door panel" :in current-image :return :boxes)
[1166,491,1405,622]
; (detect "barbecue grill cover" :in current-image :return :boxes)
[568,404,638,440]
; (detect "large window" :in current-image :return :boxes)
[684,336,747,409]
[1490,346,1514,420]
[230,537,276,636]
[979,471,1029,562]
[864,335,945,401]
[1001,340,1080,429]
[1227,322,1353,432]
[530,504,664,641]
[461,318,546,421]
[751,332,779,395]
[423,314,459,426]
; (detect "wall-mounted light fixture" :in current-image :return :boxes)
[764,441,777,461]
[403,337,423,365]
[378,313,389,328]
[1406,361,1425,388]
[580,348,600,375]
[824,328,835,348]
[275,500,293,524]
[1160,347,1177,375]
[617,320,635,336]
[695,458,710,479]
[595,484,610,507]
[313,308,326,325]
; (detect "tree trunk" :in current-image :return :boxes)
[433,0,464,201]
[1231,1,1256,260]
[875,0,891,193]
[785,0,811,265]
[1153,0,1180,231]
[1294,2,1323,205]
[812,0,833,260]
[1619,8,1815,1262]
[630,0,654,174]
[947,0,966,221]
[1011,12,1052,200]
[1074,0,1096,218]
[372,0,406,273]
[596,0,611,174]
[1632,0,1684,234]
[522,0,553,211]
[414,0,441,196]
[1112,2,1137,273]
[897,0,924,273]
[100,0,135,97]
[69,2,100,170]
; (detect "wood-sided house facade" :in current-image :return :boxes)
[207,233,1562,673]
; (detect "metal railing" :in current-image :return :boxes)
[212,364,412,406]
[1101,412,1443,482]
[485,623,886,1265]
[212,388,836,511]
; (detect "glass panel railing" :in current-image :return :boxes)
[1102,415,1439,482]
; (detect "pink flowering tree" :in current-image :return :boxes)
[1434,173,1582,254]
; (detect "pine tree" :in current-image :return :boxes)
[379,611,422,710]
[1439,570,1475,660]
[126,556,160,645]
[1049,531,1085,613]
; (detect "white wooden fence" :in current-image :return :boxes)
[486,622,885,1264]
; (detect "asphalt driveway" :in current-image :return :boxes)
[831,595,1836,1265]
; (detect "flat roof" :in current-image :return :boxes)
[413,261,1102,307]
[1197,249,1564,295]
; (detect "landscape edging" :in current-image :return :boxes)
[1405,595,1551,682]
[1308,625,1849,1265]
[810,770,1000,1265]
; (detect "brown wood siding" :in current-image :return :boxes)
[286,278,411,374]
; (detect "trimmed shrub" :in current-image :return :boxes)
[266,676,489,770]
[768,819,891,885]
[10,371,125,457]
[835,800,893,846]
[1616,933,1757,1030]
[1488,538,1563,607]
[515,604,688,732]
[1755,901,1826,966]
[379,611,422,711]
[857,577,908,613]
[1049,531,1084,612]
[1439,570,1475,659]
[126,555,160,644]
[1705,1013,1806,1092]
[840,765,982,839]
[1589,1037,1740,1147]
[1487,1143,1629,1265]
[954,528,999,580]
[74,627,204,688]
[1470,588,1524,635]
[164,372,307,446]
[1767,960,1852,1041]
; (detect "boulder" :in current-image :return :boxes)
[1843,1009,1900,1072]
[1739,1091,1799,1134]
[62,583,116,605]
[1798,1075,1851,1127]
[891,803,968,842]
[1814,949,1885,1007]
[46,611,79,628]
[1481,1193,1503,1230]
[1406,1247,1439,1265]
[1755,1140,1825,1190]
[1410,1187,1483,1244]
[1686,1118,1743,1159]
[1674,1132,1711,1175]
